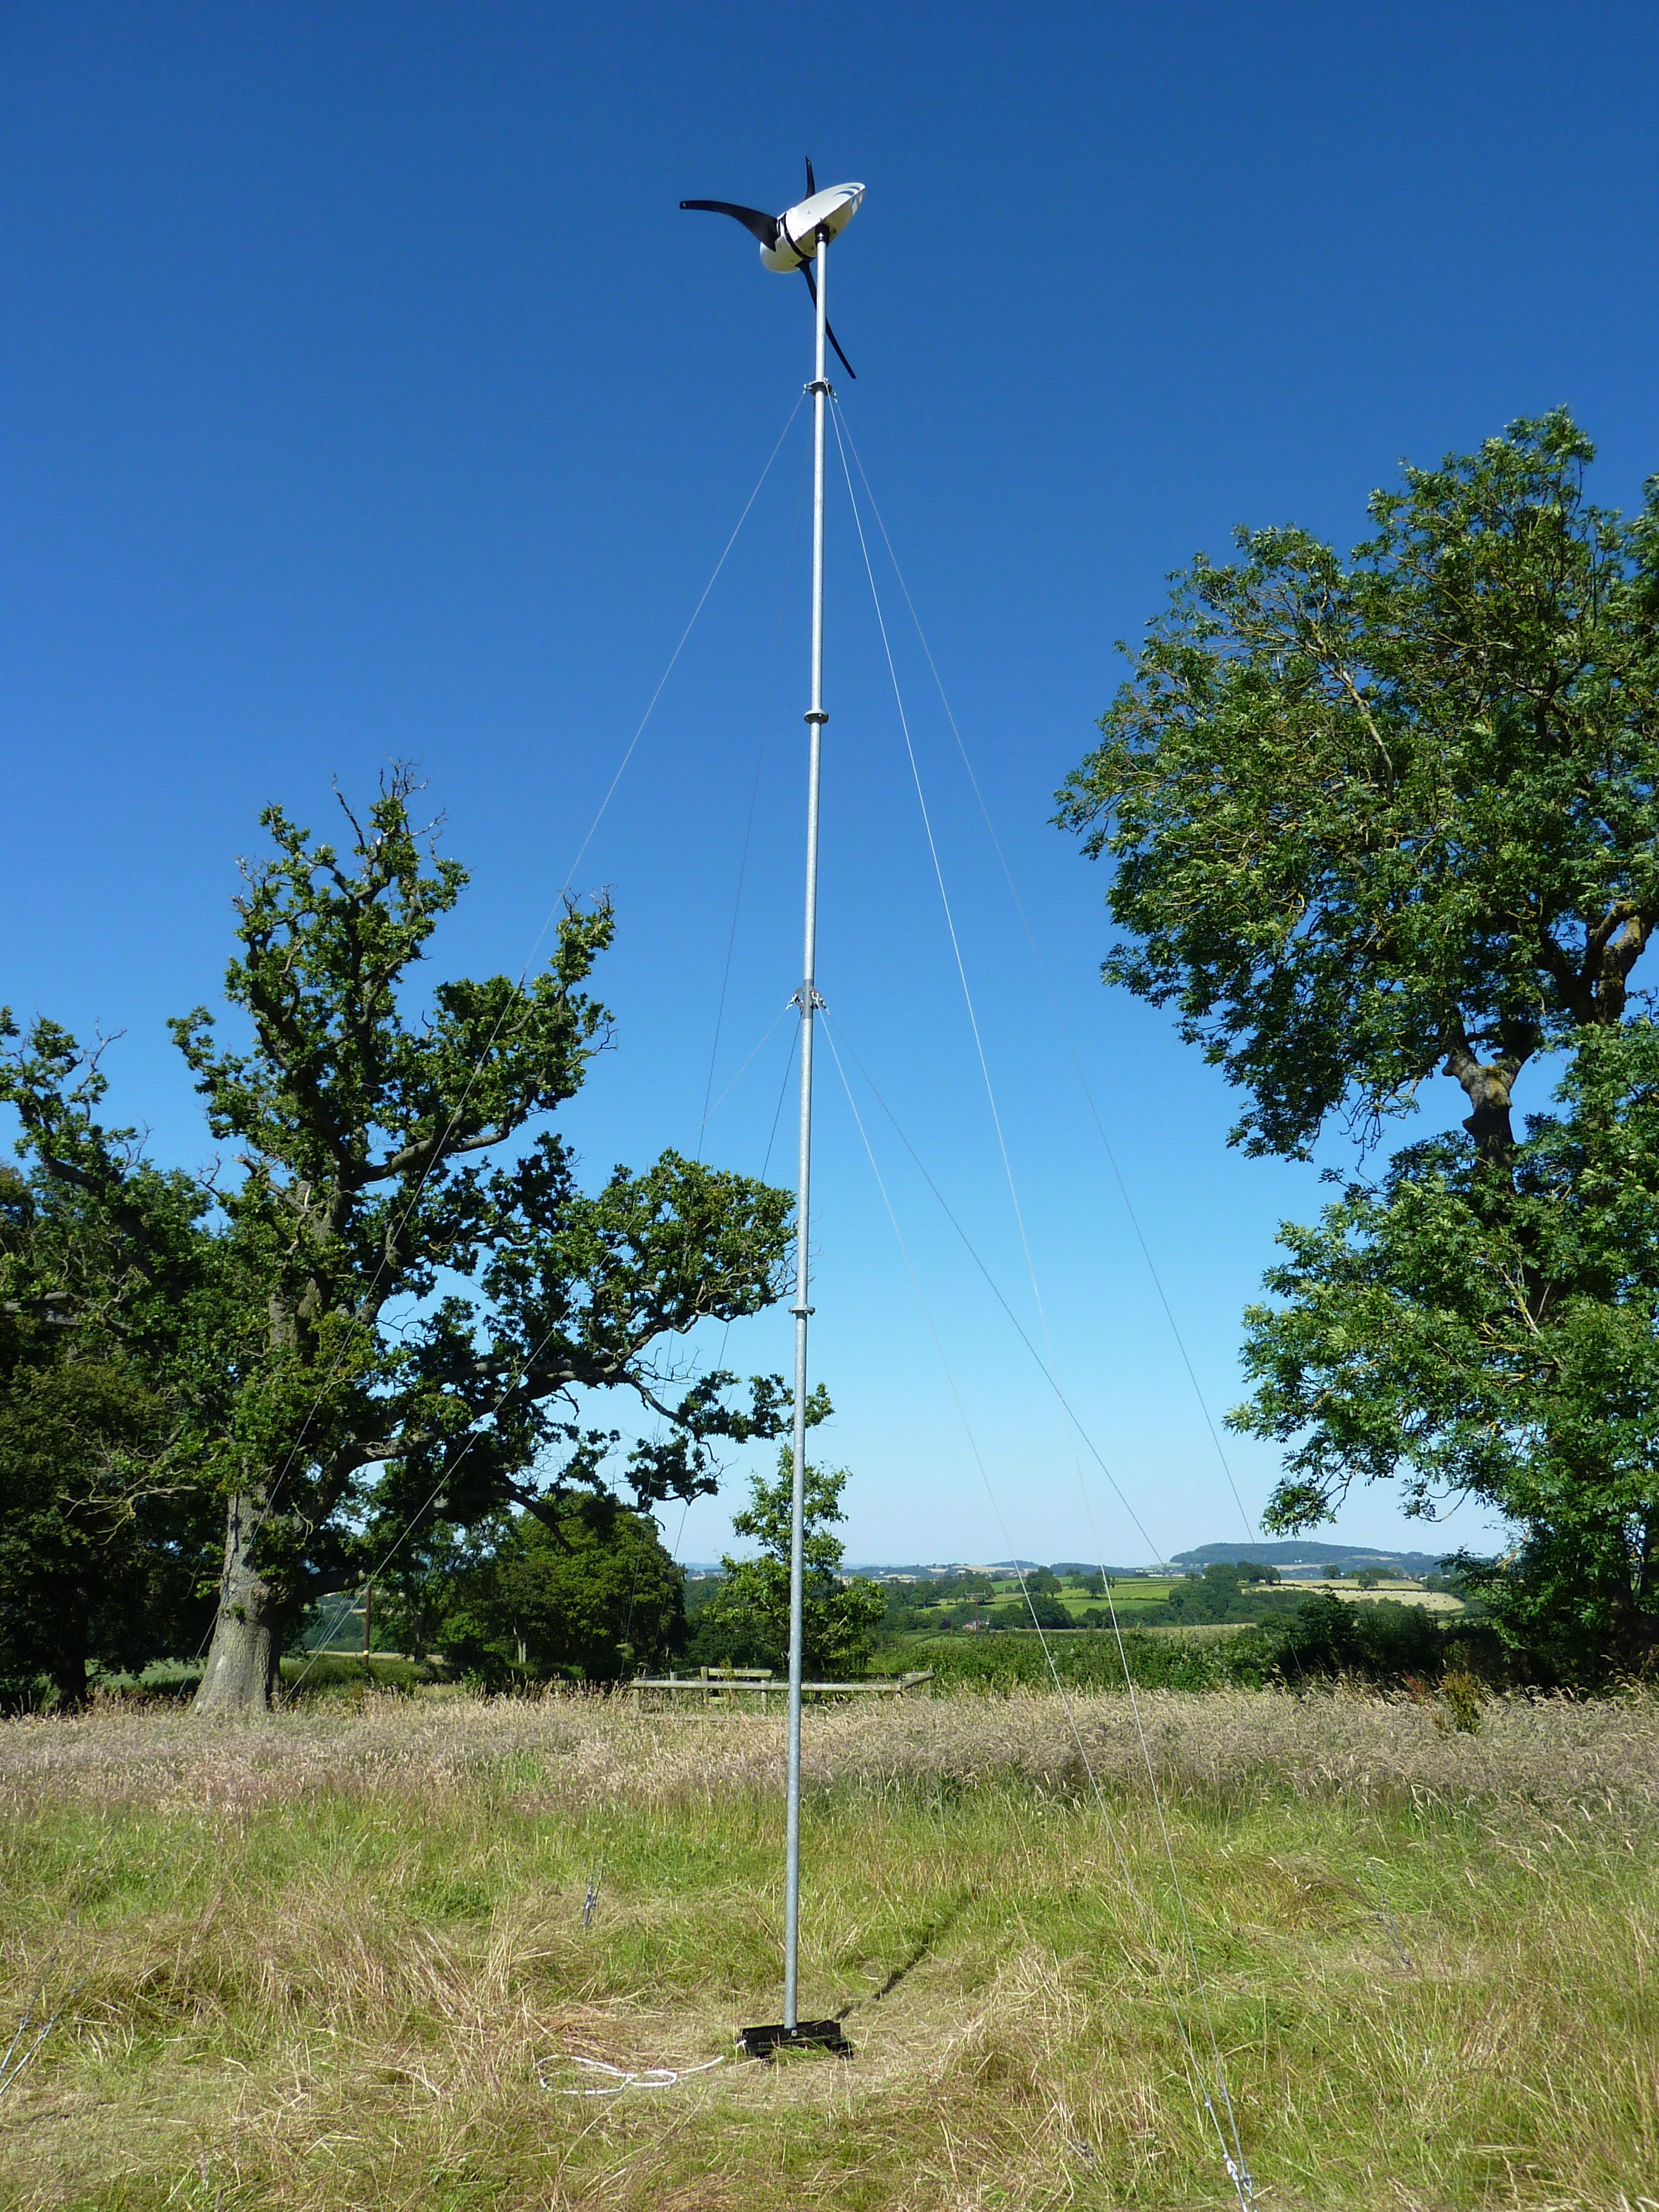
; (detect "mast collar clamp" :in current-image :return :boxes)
[791,985,826,1012]
[805,378,833,397]
[803,709,829,725]
[789,1304,816,1318]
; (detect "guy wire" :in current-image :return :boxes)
[831,401,1259,1550]
[829,410,1254,2197]
[670,1013,800,1590]
[696,449,808,1159]
[820,1024,1254,2210]
[312,1006,806,1706]
[822,1013,1159,1563]
[199,393,805,1663]
[832,404,1123,1619]
[833,410,1158,1568]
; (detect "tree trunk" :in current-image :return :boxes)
[1443,1032,1531,1161]
[49,1639,88,1713]
[193,1492,284,1714]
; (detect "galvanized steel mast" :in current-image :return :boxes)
[783,224,831,2030]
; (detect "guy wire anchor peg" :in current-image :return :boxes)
[737,2018,854,2062]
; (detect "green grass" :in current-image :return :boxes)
[1,1689,1655,2209]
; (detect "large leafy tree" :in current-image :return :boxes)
[3,774,799,1711]
[1059,415,1659,1669]
[424,1500,685,1686]
[1238,1029,1659,1675]
[0,1061,225,1706]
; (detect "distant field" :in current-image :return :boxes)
[2,1688,1655,2209]
[1290,1579,1465,1614]
[881,1575,1464,1637]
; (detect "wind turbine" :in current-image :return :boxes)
[682,161,864,2060]
[682,159,862,377]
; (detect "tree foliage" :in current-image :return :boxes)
[1059,411,1659,1162]
[1,774,800,1708]
[690,1449,885,1678]
[423,1501,685,1686]
[1239,1026,1659,1674]
[1061,415,1659,1674]
[0,1071,224,1706]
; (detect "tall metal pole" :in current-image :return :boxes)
[783,227,830,2032]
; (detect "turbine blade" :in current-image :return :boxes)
[798,263,857,380]
[826,319,857,381]
[805,155,816,195]
[680,199,779,250]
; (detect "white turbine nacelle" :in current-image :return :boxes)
[760,183,864,272]
[681,167,863,377]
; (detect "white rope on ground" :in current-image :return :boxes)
[820,1025,1255,2210]
[203,393,808,1658]
[831,401,1259,1550]
[541,2053,727,2096]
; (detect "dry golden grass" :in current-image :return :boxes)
[1,1686,1656,2211]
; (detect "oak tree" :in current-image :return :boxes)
[4,775,799,1710]
[1060,415,1659,1669]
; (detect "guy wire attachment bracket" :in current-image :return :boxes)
[805,377,834,397]
[791,985,826,1011]
[803,708,829,723]
[737,2019,854,2062]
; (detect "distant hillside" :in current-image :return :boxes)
[840,1560,1149,1581]
[1173,1540,1461,1575]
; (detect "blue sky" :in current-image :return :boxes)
[4,2,1657,1567]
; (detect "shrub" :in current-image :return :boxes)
[1256,1593,1444,1683]
[910,1629,1268,1695]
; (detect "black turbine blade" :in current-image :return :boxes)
[804,155,816,195]
[825,320,857,381]
[798,261,857,380]
[680,199,779,250]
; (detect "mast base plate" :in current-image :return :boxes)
[737,2019,853,2061]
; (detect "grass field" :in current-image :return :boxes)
[2,1687,1657,2211]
